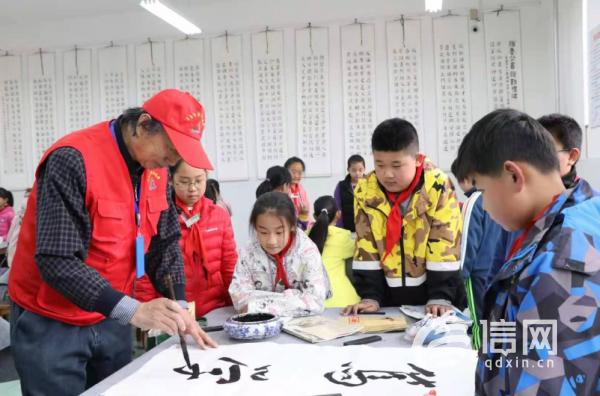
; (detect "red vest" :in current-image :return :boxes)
[9,121,168,326]
[135,196,237,317]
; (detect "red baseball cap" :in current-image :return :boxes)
[143,89,213,170]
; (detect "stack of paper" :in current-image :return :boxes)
[342,315,407,333]
[283,316,362,343]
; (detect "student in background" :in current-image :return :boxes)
[0,188,15,243]
[205,178,233,216]
[6,188,32,267]
[136,161,238,318]
[334,154,366,232]
[342,118,464,316]
[455,109,600,395]
[229,192,330,317]
[538,113,582,188]
[308,195,360,308]
[285,156,311,229]
[0,188,15,268]
[450,160,505,349]
[256,165,292,198]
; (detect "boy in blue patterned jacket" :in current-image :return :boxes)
[454,109,600,395]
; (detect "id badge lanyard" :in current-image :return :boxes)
[109,121,145,278]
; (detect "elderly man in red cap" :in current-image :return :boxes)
[9,89,217,395]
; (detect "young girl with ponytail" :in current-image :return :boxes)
[308,196,360,308]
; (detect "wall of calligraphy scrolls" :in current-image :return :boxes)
[0,10,533,189]
[103,342,477,396]
[588,16,600,157]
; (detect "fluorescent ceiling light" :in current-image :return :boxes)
[425,0,443,13]
[139,0,201,35]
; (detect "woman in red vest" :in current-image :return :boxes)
[8,89,217,395]
[136,161,238,318]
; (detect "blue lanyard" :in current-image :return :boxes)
[109,121,145,278]
[109,121,141,229]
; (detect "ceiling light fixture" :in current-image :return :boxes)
[139,0,201,35]
[425,0,443,13]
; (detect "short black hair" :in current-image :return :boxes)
[450,159,461,182]
[0,188,14,207]
[371,118,419,153]
[537,113,582,150]
[118,107,164,136]
[204,179,221,204]
[454,109,559,181]
[250,192,297,231]
[347,154,365,169]
[169,160,183,175]
[284,156,306,171]
[256,166,292,198]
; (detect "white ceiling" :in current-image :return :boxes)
[0,0,223,25]
[0,0,540,51]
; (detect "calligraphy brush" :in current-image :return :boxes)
[166,275,193,369]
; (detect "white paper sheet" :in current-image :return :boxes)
[28,52,58,162]
[341,23,377,166]
[296,26,332,176]
[135,41,166,103]
[212,34,249,181]
[433,16,472,169]
[484,10,524,111]
[104,342,476,396]
[0,55,27,183]
[252,29,288,177]
[98,46,129,120]
[63,48,93,132]
[174,39,204,102]
[387,19,424,149]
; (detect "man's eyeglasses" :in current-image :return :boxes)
[556,149,571,154]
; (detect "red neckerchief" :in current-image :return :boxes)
[270,233,295,290]
[175,196,207,268]
[382,164,424,263]
[506,195,559,260]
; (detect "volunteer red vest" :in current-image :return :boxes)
[135,196,237,317]
[9,121,168,326]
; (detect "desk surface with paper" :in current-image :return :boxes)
[83,307,416,395]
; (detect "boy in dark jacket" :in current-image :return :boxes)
[455,109,600,395]
[451,160,506,348]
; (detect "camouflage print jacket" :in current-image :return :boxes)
[476,179,600,395]
[352,165,464,308]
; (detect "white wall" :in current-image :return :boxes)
[0,0,584,247]
[582,0,600,190]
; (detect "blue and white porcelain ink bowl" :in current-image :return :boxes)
[223,313,283,340]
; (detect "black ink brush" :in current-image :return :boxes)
[166,275,192,369]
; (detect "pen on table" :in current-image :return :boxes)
[343,335,383,346]
[357,311,386,315]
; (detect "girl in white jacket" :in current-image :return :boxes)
[229,192,330,317]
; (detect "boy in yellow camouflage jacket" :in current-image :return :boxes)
[343,118,464,316]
